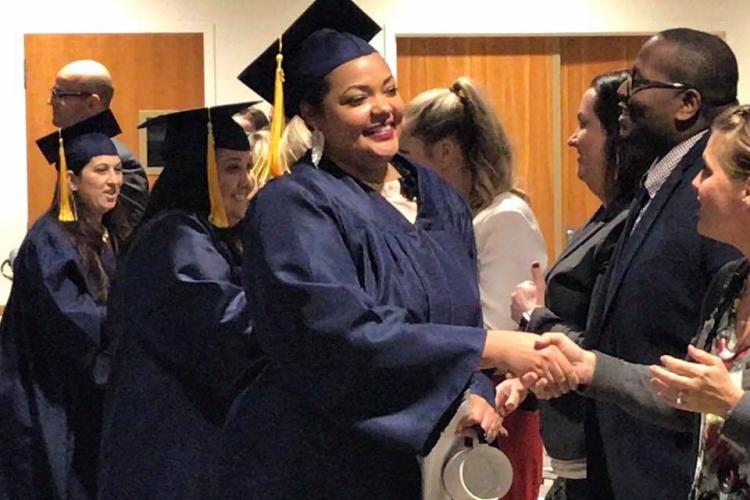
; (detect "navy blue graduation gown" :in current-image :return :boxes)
[0,213,113,500]
[220,154,494,499]
[98,210,258,499]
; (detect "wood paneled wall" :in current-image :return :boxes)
[24,33,205,225]
[397,35,650,258]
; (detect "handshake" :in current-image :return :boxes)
[464,330,597,442]
[489,331,597,416]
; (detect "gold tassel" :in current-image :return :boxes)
[266,36,288,180]
[57,133,75,222]
[206,115,229,228]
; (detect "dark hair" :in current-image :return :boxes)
[589,70,651,206]
[237,106,270,131]
[48,191,117,302]
[591,70,627,204]
[658,28,738,113]
[404,77,515,213]
[298,76,331,117]
[141,151,210,224]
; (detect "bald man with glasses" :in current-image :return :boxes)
[48,59,149,251]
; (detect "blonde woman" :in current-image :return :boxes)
[402,77,548,500]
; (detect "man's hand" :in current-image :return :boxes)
[528,332,596,399]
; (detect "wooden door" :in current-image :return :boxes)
[397,35,651,258]
[24,33,205,225]
[397,36,558,258]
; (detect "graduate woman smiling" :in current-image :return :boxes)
[0,111,122,500]
[220,0,580,498]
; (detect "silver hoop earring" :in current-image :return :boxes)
[311,128,325,167]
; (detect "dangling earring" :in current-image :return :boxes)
[311,128,325,167]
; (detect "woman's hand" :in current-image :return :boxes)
[495,376,529,416]
[649,345,745,417]
[455,393,508,443]
[511,262,546,323]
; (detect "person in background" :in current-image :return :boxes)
[0,111,123,499]
[221,0,577,497]
[234,105,270,136]
[567,28,740,499]
[250,117,310,188]
[536,103,750,500]
[281,115,313,167]
[401,76,548,500]
[50,59,149,250]
[98,103,261,499]
[509,70,651,499]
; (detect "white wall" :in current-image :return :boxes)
[2,0,748,302]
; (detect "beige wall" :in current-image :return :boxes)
[1,0,748,302]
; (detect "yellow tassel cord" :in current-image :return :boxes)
[57,133,75,222]
[206,117,229,228]
[266,37,288,180]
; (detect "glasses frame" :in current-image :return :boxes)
[49,88,93,100]
[625,69,697,101]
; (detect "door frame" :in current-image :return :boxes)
[386,28,657,257]
[24,21,217,105]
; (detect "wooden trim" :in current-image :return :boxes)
[550,41,564,258]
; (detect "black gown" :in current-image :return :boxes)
[220,154,495,499]
[98,210,258,499]
[0,213,114,500]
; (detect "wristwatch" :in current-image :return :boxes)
[518,311,531,331]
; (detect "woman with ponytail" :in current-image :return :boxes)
[0,110,123,500]
[402,77,548,500]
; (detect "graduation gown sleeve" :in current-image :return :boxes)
[126,213,252,399]
[245,177,487,455]
[0,214,110,500]
[18,230,107,381]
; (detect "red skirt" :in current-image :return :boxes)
[497,410,543,500]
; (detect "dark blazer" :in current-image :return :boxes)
[526,204,629,461]
[582,132,742,499]
[584,258,750,498]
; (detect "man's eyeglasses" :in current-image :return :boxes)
[625,72,695,100]
[50,88,92,100]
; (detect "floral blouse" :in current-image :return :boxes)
[692,267,750,499]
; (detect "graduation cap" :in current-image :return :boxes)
[137,102,259,228]
[238,0,380,116]
[36,109,121,221]
[237,0,380,179]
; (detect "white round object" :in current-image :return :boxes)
[442,443,513,500]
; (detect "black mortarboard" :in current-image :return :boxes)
[36,109,121,221]
[237,0,381,118]
[36,109,121,173]
[137,102,257,158]
[138,102,259,228]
